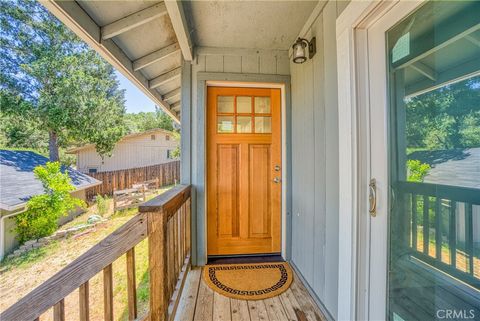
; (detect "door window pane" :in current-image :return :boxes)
[217,96,234,113]
[236,116,252,133]
[254,97,271,114]
[237,96,252,113]
[386,2,480,320]
[217,116,234,133]
[254,117,271,133]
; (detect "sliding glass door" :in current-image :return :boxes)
[386,1,480,320]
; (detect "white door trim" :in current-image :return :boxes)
[336,1,425,320]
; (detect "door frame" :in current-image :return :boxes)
[336,1,425,320]
[194,72,291,266]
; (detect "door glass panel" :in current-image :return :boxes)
[386,2,480,321]
[255,116,272,133]
[237,96,252,113]
[217,116,234,133]
[254,97,271,113]
[217,96,234,113]
[237,116,252,133]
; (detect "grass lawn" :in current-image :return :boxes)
[0,186,172,320]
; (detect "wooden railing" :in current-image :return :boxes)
[395,181,479,288]
[0,184,192,321]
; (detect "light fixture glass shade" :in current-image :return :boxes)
[292,39,307,64]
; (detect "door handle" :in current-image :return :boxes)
[369,178,377,217]
[273,177,282,184]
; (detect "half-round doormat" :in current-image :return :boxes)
[203,262,293,300]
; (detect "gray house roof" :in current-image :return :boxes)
[408,147,480,189]
[0,150,101,212]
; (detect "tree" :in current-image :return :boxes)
[0,0,126,161]
[14,162,86,243]
[405,76,480,151]
[124,106,175,133]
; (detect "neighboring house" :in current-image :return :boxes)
[68,128,179,173]
[0,150,101,260]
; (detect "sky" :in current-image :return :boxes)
[115,70,157,114]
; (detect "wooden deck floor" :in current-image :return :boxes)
[173,267,327,321]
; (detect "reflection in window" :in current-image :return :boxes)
[237,96,252,113]
[237,116,252,133]
[217,116,234,133]
[217,96,234,113]
[255,117,272,133]
[386,1,480,320]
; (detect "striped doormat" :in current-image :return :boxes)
[203,262,293,300]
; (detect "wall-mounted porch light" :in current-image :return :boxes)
[292,37,316,64]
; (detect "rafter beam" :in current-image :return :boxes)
[171,101,181,111]
[149,67,182,89]
[133,43,180,71]
[163,88,181,101]
[410,62,437,81]
[101,3,167,40]
[164,1,193,61]
[40,0,179,123]
[465,34,480,48]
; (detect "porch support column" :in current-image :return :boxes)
[180,58,195,263]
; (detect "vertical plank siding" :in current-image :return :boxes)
[86,161,180,200]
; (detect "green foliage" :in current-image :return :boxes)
[405,76,480,150]
[407,159,431,182]
[124,106,174,133]
[170,131,181,158]
[95,194,109,217]
[0,0,126,160]
[14,162,86,243]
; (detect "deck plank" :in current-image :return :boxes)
[174,268,202,321]
[264,297,289,321]
[193,274,214,321]
[175,267,328,321]
[231,299,250,321]
[290,280,326,321]
[248,300,270,321]
[213,292,232,321]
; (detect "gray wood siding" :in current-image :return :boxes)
[290,1,349,319]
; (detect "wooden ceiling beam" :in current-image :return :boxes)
[101,2,167,40]
[133,43,181,71]
[149,67,182,89]
[164,1,193,61]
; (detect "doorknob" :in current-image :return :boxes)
[369,178,377,217]
[273,177,282,184]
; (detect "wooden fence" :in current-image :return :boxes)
[86,161,180,200]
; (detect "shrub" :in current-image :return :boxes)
[14,162,86,243]
[407,159,431,182]
[95,194,109,217]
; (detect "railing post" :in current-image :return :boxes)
[148,209,168,321]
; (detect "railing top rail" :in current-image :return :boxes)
[0,213,147,321]
[396,181,480,205]
[139,184,192,218]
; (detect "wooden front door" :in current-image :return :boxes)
[207,86,282,255]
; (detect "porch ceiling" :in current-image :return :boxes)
[41,0,190,123]
[183,0,318,50]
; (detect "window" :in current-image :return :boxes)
[166,135,170,141]
[88,168,97,174]
[386,2,480,320]
[216,95,272,133]
[151,134,156,140]
[167,150,173,159]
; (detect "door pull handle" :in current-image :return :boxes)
[369,178,377,217]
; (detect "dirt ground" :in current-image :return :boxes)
[0,187,170,320]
